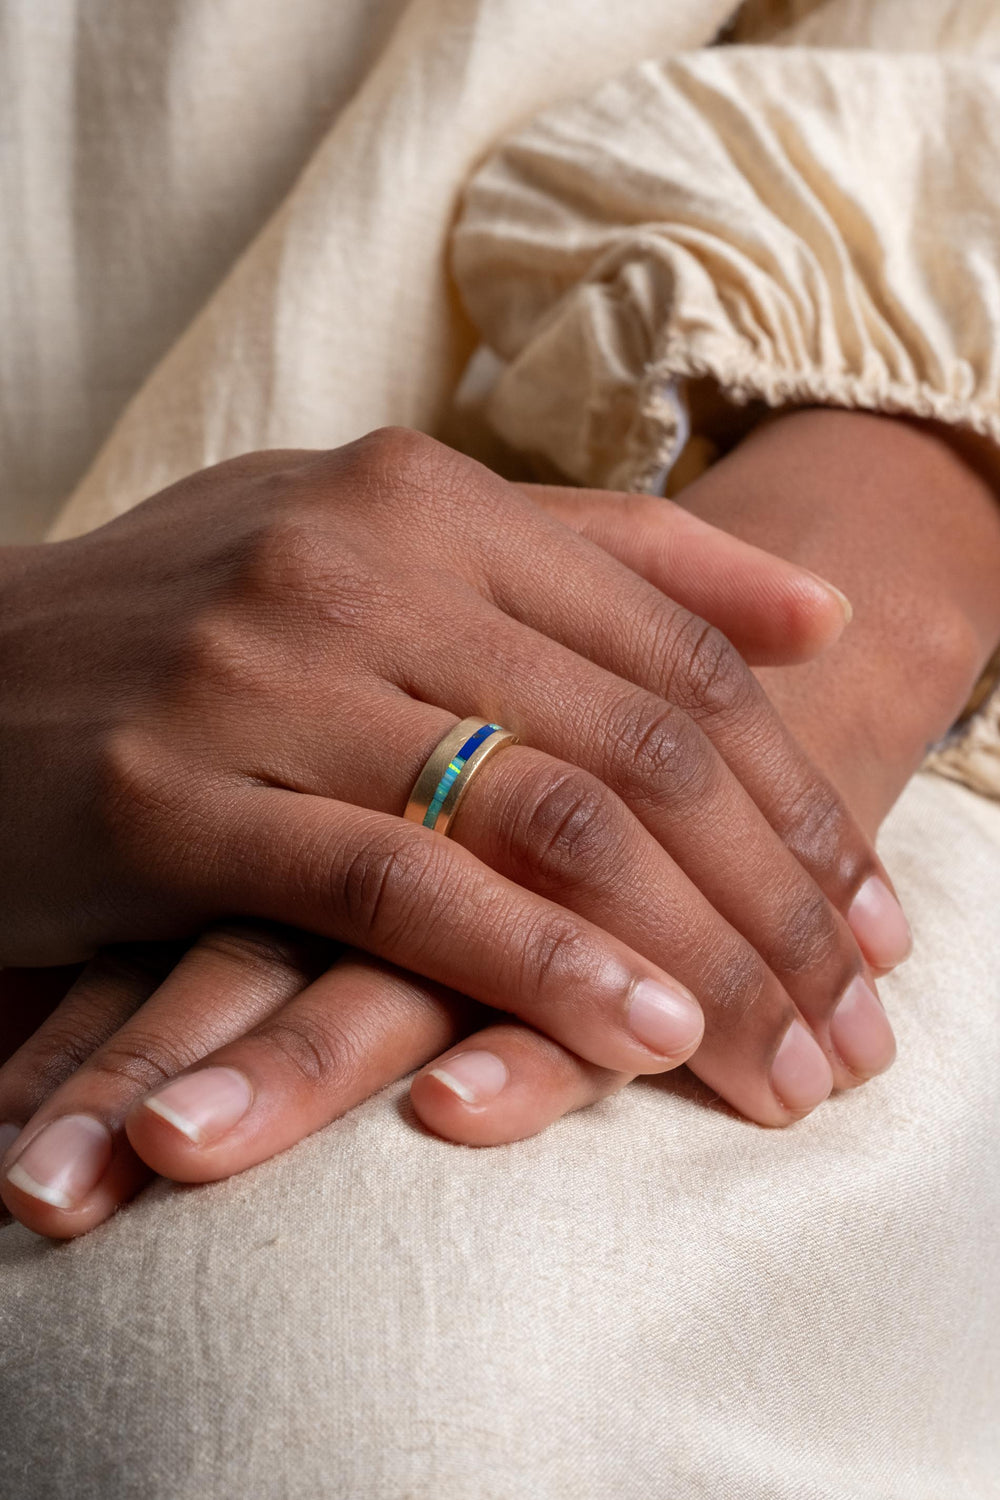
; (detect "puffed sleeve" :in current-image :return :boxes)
[452,40,1000,798]
[453,45,1000,493]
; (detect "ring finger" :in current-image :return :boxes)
[219,690,842,1119]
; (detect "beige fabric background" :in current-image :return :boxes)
[1,1,999,1495]
[0,0,734,547]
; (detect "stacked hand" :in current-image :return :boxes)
[12,414,990,1239]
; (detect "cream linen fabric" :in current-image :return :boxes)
[0,0,412,544]
[453,0,1000,796]
[2,770,1000,1499]
[0,0,734,548]
[3,2,1000,1496]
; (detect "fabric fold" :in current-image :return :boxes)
[455,48,1000,493]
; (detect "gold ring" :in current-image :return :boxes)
[404,718,518,836]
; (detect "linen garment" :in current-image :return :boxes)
[2,1,1000,1496]
[452,0,1000,794]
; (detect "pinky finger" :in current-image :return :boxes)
[410,1024,631,1146]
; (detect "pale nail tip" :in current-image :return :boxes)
[5,1162,74,1210]
[805,571,852,625]
[835,1037,897,1084]
[773,1078,833,1117]
[143,1095,203,1143]
[831,586,853,625]
[426,1068,478,1105]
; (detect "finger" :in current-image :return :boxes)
[202,440,903,970]
[229,689,871,1107]
[126,963,621,1182]
[235,754,842,1124]
[460,509,907,968]
[447,743,892,1098]
[409,1022,629,1146]
[521,484,852,664]
[384,615,891,1091]
[0,947,177,1127]
[0,925,330,1237]
[195,788,706,1080]
[126,956,478,1183]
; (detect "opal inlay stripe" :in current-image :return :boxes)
[423,724,501,827]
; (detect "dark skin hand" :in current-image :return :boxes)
[3,407,999,1238]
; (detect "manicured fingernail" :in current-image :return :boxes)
[0,1124,20,1161]
[848,876,912,968]
[143,1067,253,1145]
[830,975,896,1079]
[4,1115,112,1210]
[627,977,703,1058]
[771,1021,833,1113]
[426,1051,508,1107]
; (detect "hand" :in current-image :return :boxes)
[0,432,911,1236]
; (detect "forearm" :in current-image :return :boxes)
[675,408,1000,834]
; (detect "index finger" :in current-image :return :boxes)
[472,494,908,966]
[520,484,852,665]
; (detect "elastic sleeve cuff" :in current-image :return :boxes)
[454,47,1000,492]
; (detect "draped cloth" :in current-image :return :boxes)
[1,2,999,1494]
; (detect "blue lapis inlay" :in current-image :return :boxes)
[423,724,502,828]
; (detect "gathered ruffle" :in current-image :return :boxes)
[453,45,1000,794]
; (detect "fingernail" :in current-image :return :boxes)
[4,1115,112,1210]
[143,1067,253,1144]
[0,1124,21,1161]
[627,977,704,1058]
[830,975,896,1079]
[426,1051,508,1107]
[848,876,912,968]
[771,1021,833,1114]
[807,572,853,625]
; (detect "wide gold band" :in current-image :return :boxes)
[404,717,518,837]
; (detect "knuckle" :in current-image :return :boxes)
[781,780,863,889]
[770,886,843,979]
[358,425,441,470]
[518,912,594,1007]
[705,946,774,1037]
[176,613,267,699]
[253,1014,346,1090]
[509,765,626,893]
[669,617,752,721]
[251,517,328,595]
[605,696,715,809]
[338,824,448,951]
[191,923,318,985]
[87,1029,201,1094]
[1,1024,98,1111]
[96,732,204,886]
[97,726,173,846]
[348,427,464,515]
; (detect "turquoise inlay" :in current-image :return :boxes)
[422,724,502,828]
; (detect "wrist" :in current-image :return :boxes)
[675,407,1000,830]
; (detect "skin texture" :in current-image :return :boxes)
[4,409,990,1235]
